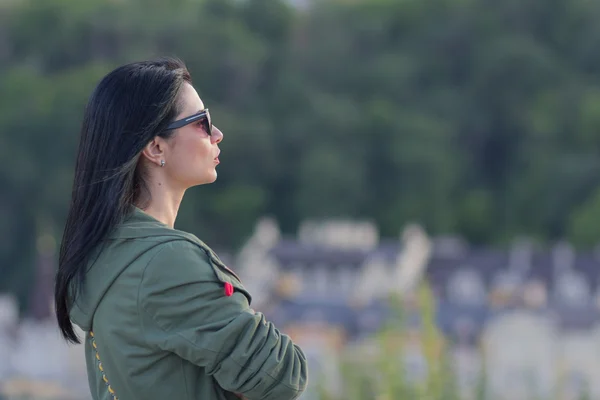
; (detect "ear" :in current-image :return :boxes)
[141,137,166,167]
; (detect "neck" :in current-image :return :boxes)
[136,181,185,229]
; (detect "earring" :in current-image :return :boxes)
[160,160,165,167]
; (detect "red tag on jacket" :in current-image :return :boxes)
[224,282,234,297]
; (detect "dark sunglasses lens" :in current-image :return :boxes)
[205,111,212,135]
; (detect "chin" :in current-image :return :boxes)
[206,174,218,184]
[199,171,218,185]
[188,167,218,187]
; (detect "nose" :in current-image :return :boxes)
[211,125,223,144]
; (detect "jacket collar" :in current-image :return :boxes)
[107,206,177,240]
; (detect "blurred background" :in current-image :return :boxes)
[3,0,600,398]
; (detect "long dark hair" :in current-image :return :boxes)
[55,58,192,343]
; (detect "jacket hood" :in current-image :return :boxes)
[69,207,195,332]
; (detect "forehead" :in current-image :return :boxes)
[177,82,205,117]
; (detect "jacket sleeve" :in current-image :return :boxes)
[138,240,308,400]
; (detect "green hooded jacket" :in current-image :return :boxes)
[69,207,308,400]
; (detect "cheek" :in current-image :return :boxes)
[175,136,211,164]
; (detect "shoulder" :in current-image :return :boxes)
[140,236,239,291]
[137,240,220,313]
[143,239,214,279]
[138,235,251,298]
[137,239,253,326]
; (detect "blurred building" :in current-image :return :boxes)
[235,218,600,400]
[235,217,432,399]
[237,217,431,337]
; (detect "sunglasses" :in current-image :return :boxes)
[165,108,212,135]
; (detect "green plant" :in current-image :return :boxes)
[317,283,465,400]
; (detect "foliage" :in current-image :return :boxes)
[316,284,462,400]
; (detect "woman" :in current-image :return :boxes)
[54,58,308,400]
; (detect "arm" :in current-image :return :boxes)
[138,240,308,400]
